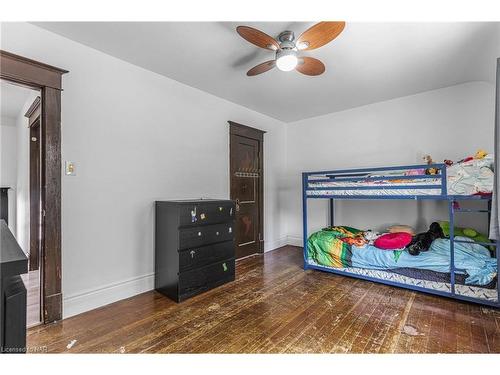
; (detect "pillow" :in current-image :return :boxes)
[374,232,413,250]
[438,221,491,249]
[387,225,415,236]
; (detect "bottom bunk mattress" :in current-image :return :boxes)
[306,228,498,299]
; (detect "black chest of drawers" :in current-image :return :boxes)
[155,199,236,302]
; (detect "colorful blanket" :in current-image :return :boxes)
[307,227,497,285]
[307,226,362,268]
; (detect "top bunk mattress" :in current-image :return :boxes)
[306,154,494,197]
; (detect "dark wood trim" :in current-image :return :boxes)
[228,120,266,138]
[27,98,42,272]
[40,87,62,322]
[228,121,265,253]
[25,96,41,120]
[28,118,41,272]
[0,51,67,90]
[1,49,66,323]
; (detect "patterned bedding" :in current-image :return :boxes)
[307,155,494,197]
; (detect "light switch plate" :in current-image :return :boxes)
[65,161,76,176]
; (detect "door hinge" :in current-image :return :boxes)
[42,209,46,217]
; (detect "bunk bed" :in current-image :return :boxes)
[302,162,499,308]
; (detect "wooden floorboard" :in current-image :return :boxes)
[27,246,500,353]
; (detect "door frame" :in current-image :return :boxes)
[26,96,41,273]
[1,50,67,323]
[228,121,265,255]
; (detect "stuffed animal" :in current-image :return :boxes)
[407,222,445,256]
[423,155,433,164]
[423,155,439,175]
[444,159,454,166]
[474,149,488,159]
[438,221,491,249]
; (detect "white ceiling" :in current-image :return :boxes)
[33,22,500,122]
[0,80,37,122]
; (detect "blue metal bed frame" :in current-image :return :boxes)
[302,163,499,308]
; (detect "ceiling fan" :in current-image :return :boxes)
[236,22,345,77]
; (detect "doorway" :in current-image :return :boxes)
[0,81,42,327]
[1,50,67,324]
[228,121,265,259]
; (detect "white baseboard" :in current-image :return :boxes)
[286,235,303,247]
[63,273,154,319]
[264,236,288,252]
[263,235,303,252]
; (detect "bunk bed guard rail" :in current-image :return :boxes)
[303,163,447,199]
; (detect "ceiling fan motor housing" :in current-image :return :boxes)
[278,30,295,43]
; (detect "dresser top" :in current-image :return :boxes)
[156,199,233,203]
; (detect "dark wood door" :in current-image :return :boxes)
[29,119,41,271]
[229,121,265,259]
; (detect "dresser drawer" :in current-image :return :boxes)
[178,259,235,299]
[179,241,234,272]
[179,222,233,249]
[179,201,235,227]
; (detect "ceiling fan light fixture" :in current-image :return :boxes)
[238,22,345,77]
[275,49,298,72]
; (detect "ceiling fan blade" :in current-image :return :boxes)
[247,60,276,76]
[237,26,280,51]
[295,57,325,76]
[296,21,345,50]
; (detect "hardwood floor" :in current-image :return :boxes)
[27,246,500,353]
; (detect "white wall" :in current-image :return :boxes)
[285,82,496,244]
[0,116,17,233]
[1,22,288,318]
[0,116,17,186]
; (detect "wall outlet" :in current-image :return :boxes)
[65,161,76,176]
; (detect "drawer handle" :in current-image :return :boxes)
[216,231,220,236]
[228,227,232,233]
[190,250,196,259]
[198,232,202,237]
[222,263,228,272]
